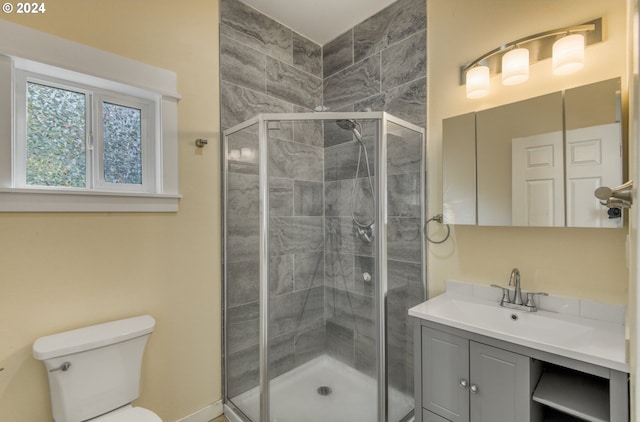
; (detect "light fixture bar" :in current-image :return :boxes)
[459,18,602,85]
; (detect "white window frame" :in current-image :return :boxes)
[14,73,93,190]
[0,19,181,212]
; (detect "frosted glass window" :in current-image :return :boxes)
[103,102,142,185]
[26,82,86,187]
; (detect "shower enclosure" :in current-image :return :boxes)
[223,112,425,422]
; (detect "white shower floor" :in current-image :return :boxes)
[226,355,414,422]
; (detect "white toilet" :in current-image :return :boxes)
[33,315,162,422]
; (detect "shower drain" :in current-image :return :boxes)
[317,386,332,396]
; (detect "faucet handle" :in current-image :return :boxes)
[525,292,548,308]
[491,284,511,304]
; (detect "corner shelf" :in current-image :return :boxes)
[533,366,610,422]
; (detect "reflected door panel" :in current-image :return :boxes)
[566,123,622,228]
[512,132,564,227]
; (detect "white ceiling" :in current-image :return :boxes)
[239,0,398,45]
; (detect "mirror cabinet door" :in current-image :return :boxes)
[443,112,476,225]
[477,92,563,226]
[564,78,623,228]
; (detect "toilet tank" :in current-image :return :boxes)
[33,315,155,422]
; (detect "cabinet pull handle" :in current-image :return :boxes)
[459,379,469,389]
[470,384,478,393]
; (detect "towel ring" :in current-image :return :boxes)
[425,214,450,244]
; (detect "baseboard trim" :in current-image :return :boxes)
[175,400,223,422]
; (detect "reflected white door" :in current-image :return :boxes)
[512,131,565,226]
[565,123,622,228]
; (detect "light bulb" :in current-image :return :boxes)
[466,65,490,99]
[502,48,529,85]
[553,34,585,75]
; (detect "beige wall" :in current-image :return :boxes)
[427,0,630,304]
[0,1,221,421]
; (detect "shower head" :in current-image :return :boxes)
[335,119,364,143]
[336,119,358,131]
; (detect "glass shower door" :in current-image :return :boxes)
[266,118,327,422]
[384,118,425,422]
[224,121,261,421]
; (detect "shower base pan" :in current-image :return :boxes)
[224,355,413,422]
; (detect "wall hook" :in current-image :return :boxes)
[195,138,208,148]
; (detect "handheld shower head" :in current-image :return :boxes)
[336,119,357,131]
[336,119,363,142]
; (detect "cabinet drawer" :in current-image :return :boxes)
[423,408,451,422]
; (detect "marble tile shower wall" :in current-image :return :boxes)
[220,0,323,131]
[322,0,426,126]
[221,0,327,399]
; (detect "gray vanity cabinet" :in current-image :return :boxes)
[415,317,630,422]
[421,326,532,422]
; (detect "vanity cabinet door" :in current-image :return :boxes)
[469,341,531,422]
[421,327,470,422]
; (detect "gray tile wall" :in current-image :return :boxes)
[322,0,426,127]
[221,0,323,133]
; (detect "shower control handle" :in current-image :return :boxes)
[49,361,71,372]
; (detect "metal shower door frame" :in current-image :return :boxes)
[222,112,426,422]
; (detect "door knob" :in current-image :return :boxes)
[459,379,469,389]
[470,384,478,393]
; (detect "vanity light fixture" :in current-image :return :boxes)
[461,18,602,99]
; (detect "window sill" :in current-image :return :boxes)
[0,188,181,212]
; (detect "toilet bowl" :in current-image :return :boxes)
[33,315,162,422]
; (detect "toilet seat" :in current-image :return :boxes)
[90,405,162,422]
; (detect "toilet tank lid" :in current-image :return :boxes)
[33,315,155,360]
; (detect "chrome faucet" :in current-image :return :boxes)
[509,268,523,305]
[491,268,548,312]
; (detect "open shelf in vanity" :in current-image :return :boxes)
[533,364,610,422]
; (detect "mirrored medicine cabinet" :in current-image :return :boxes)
[443,77,623,228]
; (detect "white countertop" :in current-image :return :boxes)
[409,293,628,373]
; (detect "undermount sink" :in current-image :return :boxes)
[409,293,627,372]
